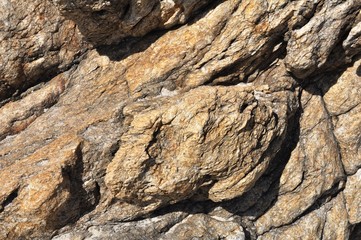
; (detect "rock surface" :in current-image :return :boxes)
[0,0,87,102]
[50,0,210,45]
[0,0,360,239]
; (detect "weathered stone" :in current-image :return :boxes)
[0,135,94,239]
[0,0,87,101]
[51,0,211,45]
[105,85,297,209]
[53,211,189,240]
[0,0,360,239]
[259,193,350,240]
[344,12,361,56]
[0,73,68,141]
[344,169,361,224]
[323,59,361,175]
[161,213,245,240]
[255,89,345,235]
[285,0,361,78]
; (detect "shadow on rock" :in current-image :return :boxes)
[46,144,101,231]
[93,0,225,62]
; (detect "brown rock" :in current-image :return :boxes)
[105,85,297,209]
[0,0,87,101]
[323,59,361,175]
[344,169,361,224]
[51,0,210,45]
[0,135,90,239]
[259,193,349,240]
[255,89,345,235]
[0,0,360,239]
[285,0,360,78]
[0,73,67,141]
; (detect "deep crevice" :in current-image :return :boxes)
[350,222,361,240]
[0,188,19,212]
[206,38,288,87]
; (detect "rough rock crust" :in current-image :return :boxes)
[0,0,360,239]
[50,0,211,45]
[0,0,88,102]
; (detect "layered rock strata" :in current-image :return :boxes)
[0,0,360,239]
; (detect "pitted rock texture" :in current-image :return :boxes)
[0,0,360,239]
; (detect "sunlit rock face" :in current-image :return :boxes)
[0,0,360,239]
[50,0,210,45]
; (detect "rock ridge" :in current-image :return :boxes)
[0,0,360,239]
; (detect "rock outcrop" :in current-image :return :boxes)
[0,0,87,101]
[0,0,360,239]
